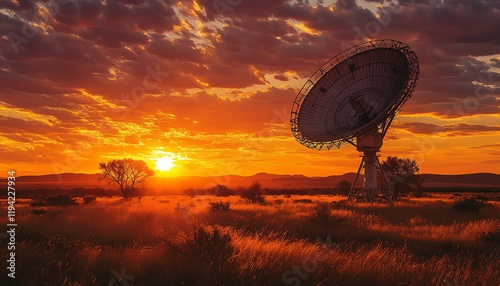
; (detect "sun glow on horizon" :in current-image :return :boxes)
[155,156,175,171]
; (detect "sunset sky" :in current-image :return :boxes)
[1,0,499,177]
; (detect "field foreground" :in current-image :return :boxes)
[1,194,499,285]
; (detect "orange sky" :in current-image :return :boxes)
[0,0,499,177]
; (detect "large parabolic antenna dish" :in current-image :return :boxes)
[290,39,419,201]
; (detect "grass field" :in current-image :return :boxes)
[1,193,499,285]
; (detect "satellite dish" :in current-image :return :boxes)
[290,39,419,201]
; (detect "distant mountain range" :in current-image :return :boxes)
[3,172,499,194]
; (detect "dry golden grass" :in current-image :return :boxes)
[1,194,499,285]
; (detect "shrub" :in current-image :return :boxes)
[475,195,488,201]
[413,188,424,198]
[213,185,236,197]
[293,199,313,204]
[47,194,77,207]
[83,196,97,204]
[30,200,46,207]
[451,197,487,213]
[128,187,144,198]
[311,202,333,223]
[409,214,427,226]
[477,231,500,245]
[161,226,234,263]
[274,199,284,205]
[188,226,232,259]
[338,179,351,195]
[209,201,230,212]
[32,208,48,216]
[240,182,265,204]
[331,200,351,209]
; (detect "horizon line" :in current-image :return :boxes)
[2,171,500,179]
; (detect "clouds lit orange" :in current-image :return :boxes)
[1,1,499,177]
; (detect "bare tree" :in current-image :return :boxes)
[98,158,154,199]
[413,174,426,198]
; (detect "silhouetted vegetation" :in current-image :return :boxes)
[239,181,265,204]
[184,184,236,197]
[4,193,499,285]
[0,187,116,199]
[98,158,154,199]
[162,225,234,271]
[338,179,352,195]
[184,226,233,261]
[209,201,230,212]
[30,194,78,207]
[213,185,236,196]
[47,194,77,206]
[477,231,500,245]
[83,196,97,204]
[413,174,426,197]
[310,202,333,224]
[381,156,420,198]
[30,200,46,207]
[31,208,48,216]
[452,197,487,213]
[70,187,112,196]
[293,198,314,204]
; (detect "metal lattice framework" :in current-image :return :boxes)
[290,39,419,150]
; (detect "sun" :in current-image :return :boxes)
[155,156,174,171]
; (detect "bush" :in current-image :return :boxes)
[32,208,48,216]
[311,202,333,223]
[274,199,284,205]
[209,201,230,212]
[213,185,236,197]
[188,226,232,259]
[475,195,488,201]
[338,179,351,195]
[477,231,500,245]
[240,182,265,204]
[413,188,424,198]
[83,196,97,204]
[128,187,144,198]
[163,226,234,262]
[47,194,77,207]
[293,199,313,204]
[30,200,46,207]
[451,197,487,213]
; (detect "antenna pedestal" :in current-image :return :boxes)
[348,133,393,201]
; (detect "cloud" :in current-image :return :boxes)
[394,122,500,136]
[1,0,499,175]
